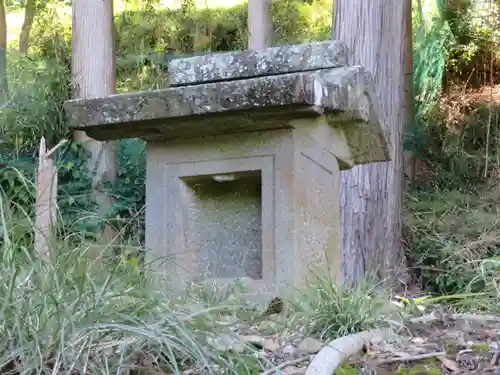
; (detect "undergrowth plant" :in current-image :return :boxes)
[3,0,500,326]
[289,273,396,341]
[0,209,263,375]
[406,187,500,295]
[406,0,500,299]
[0,142,100,248]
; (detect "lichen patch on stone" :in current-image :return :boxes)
[168,40,349,87]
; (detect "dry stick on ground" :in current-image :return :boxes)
[260,355,313,375]
[376,351,447,365]
[409,313,500,325]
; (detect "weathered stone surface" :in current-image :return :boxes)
[65,42,392,301]
[63,65,388,165]
[168,40,348,87]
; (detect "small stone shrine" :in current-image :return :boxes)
[64,41,389,300]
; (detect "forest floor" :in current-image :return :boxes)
[243,310,500,375]
[355,312,500,375]
[176,301,500,375]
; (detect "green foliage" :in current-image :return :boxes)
[107,139,146,246]
[114,0,330,55]
[0,160,36,249]
[406,188,500,294]
[57,142,101,239]
[112,0,331,91]
[0,142,98,249]
[406,1,500,297]
[409,0,455,155]
[0,236,261,374]
[0,55,71,155]
[408,0,500,290]
[29,7,72,66]
[441,0,500,82]
[409,0,500,161]
[289,274,394,340]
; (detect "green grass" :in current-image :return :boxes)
[288,273,398,341]
[0,245,245,374]
[405,187,500,294]
[0,176,402,374]
[0,186,261,374]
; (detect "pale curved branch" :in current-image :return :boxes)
[305,330,384,375]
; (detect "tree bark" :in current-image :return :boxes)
[247,0,272,49]
[403,0,415,183]
[72,0,118,244]
[333,0,408,287]
[0,0,8,103]
[19,0,39,55]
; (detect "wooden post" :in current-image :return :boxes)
[72,0,119,246]
[247,0,272,50]
[34,137,67,258]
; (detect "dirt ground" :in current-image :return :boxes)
[222,308,500,375]
[337,311,500,375]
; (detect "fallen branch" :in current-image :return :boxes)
[409,312,500,325]
[376,351,446,365]
[305,330,387,375]
[260,355,312,375]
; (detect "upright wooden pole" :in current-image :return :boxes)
[247,0,272,49]
[72,0,118,245]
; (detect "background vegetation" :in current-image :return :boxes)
[2,0,500,372]
[2,0,500,324]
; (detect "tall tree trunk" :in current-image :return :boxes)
[72,0,118,244]
[19,0,38,55]
[403,0,415,183]
[247,0,272,49]
[0,0,8,103]
[333,0,407,287]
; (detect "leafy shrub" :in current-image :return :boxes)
[113,0,331,53]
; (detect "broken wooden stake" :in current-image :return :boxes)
[34,137,67,258]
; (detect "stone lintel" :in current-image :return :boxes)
[64,65,389,166]
[168,40,348,87]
